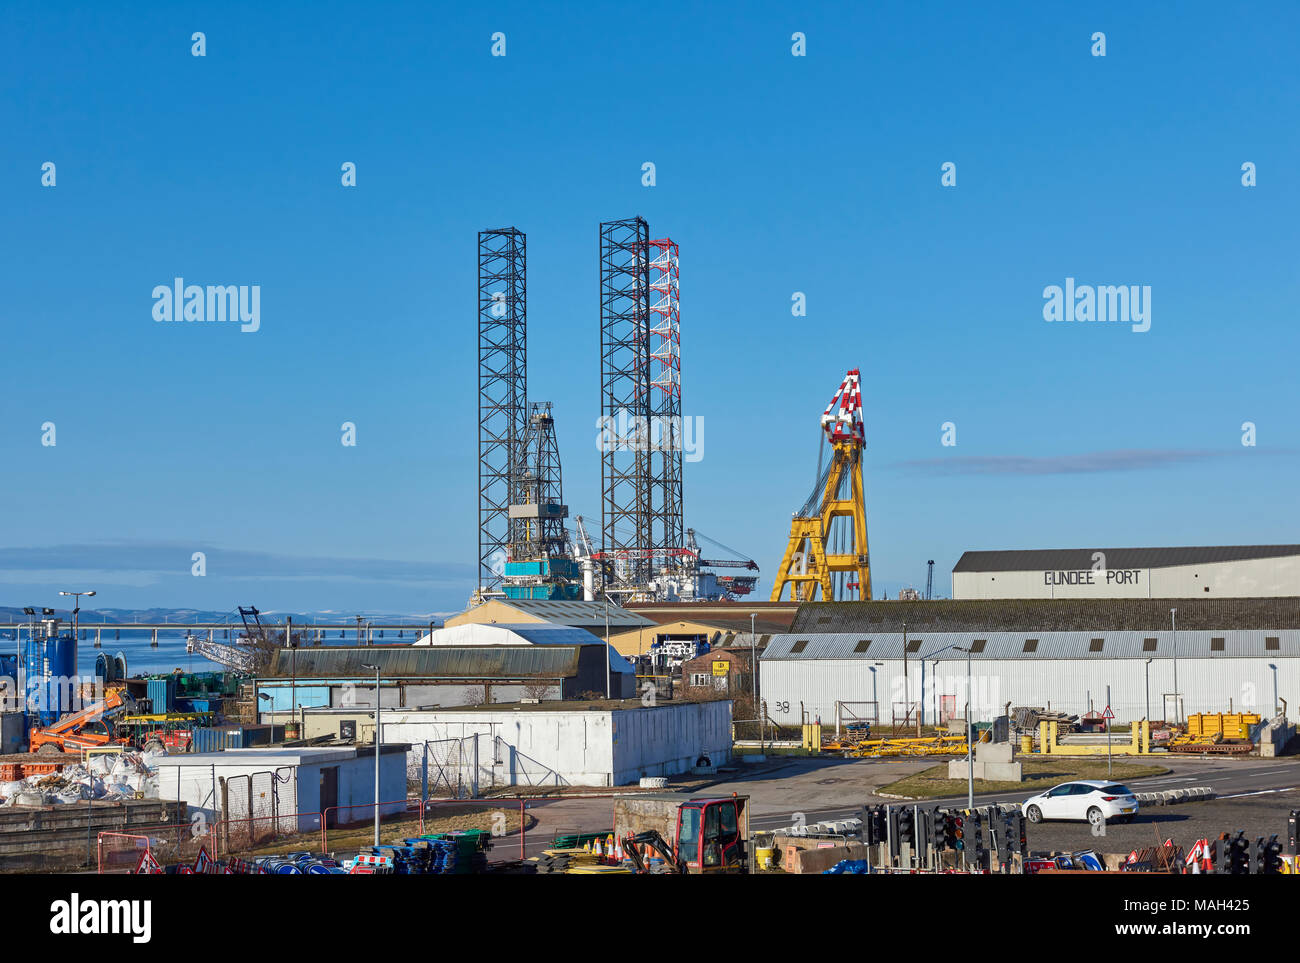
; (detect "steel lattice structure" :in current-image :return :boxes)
[770,369,872,602]
[510,401,569,563]
[647,238,684,572]
[478,227,527,592]
[599,217,653,589]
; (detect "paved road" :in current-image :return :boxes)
[736,755,1300,855]
[481,756,1300,862]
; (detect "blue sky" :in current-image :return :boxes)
[1,1,1297,615]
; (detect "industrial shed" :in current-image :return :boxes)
[301,699,733,789]
[953,544,1300,599]
[256,639,635,716]
[760,598,1300,728]
[152,746,409,832]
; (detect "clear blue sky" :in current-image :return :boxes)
[1,1,1296,616]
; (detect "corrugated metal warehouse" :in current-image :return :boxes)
[256,639,635,714]
[953,544,1300,599]
[760,598,1300,727]
[299,700,733,789]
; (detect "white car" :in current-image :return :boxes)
[1021,780,1139,826]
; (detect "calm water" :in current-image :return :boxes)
[1,628,423,678]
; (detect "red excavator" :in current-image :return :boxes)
[28,689,136,754]
[614,794,750,874]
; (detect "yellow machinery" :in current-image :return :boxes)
[823,734,968,757]
[1036,719,1153,755]
[771,369,872,601]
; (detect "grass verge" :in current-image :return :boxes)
[878,758,1169,799]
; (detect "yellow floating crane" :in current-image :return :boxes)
[770,369,872,601]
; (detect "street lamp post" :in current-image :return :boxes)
[1268,664,1279,716]
[1144,658,1153,724]
[749,613,757,703]
[1170,608,1179,722]
[361,662,381,848]
[58,590,96,643]
[955,646,973,809]
[603,596,611,700]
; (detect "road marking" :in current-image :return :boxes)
[1216,787,1297,800]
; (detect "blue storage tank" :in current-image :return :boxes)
[0,654,17,685]
[147,678,176,714]
[23,634,77,727]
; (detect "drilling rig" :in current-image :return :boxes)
[770,369,872,601]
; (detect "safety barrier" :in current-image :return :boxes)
[96,832,152,874]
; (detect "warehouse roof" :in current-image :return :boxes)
[789,597,1300,634]
[448,599,653,629]
[762,629,1300,661]
[953,545,1300,573]
[418,623,603,647]
[264,644,587,679]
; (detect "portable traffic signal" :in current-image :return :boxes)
[1216,833,1232,874]
[941,811,956,850]
[953,813,965,851]
[1229,832,1251,874]
[970,811,985,868]
[861,806,885,846]
[1260,834,1284,874]
[871,807,886,845]
[1289,810,1299,856]
[898,808,915,846]
[1001,811,1026,865]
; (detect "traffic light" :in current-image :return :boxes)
[898,808,915,846]
[941,811,956,850]
[1229,832,1251,875]
[861,806,887,847]
[1289,810,1298,856]
[953,813,965,851]
[887,807,901,861]
[1260,835,1284,874]
[970,811,985,868]
[871,807,886,846]
[1002,811,1026,866]
[860,806,880,846]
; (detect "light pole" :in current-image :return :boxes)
[1170,608,1179,722]
[869,663,883,726]
[749,613,757,703]
[603,596,611,700]
[1268,664,1278,716]
[902,621,909,729]
[1144,658,1153,724]
[361,662,381,847]
[58,590,95,642]
[955,646,973,809]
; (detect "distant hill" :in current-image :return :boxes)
[0,606,438,625]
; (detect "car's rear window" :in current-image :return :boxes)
[1101,784,1133,795]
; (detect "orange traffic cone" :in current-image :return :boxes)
[592,837,603,861]
[605,834,616,865]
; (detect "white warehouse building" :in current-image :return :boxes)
[760,598,1300,727]
[952,544,1300,600]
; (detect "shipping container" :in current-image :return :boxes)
[191,727,253,753]
[147,678,176,714]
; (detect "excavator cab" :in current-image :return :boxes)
[676,798,747,874]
